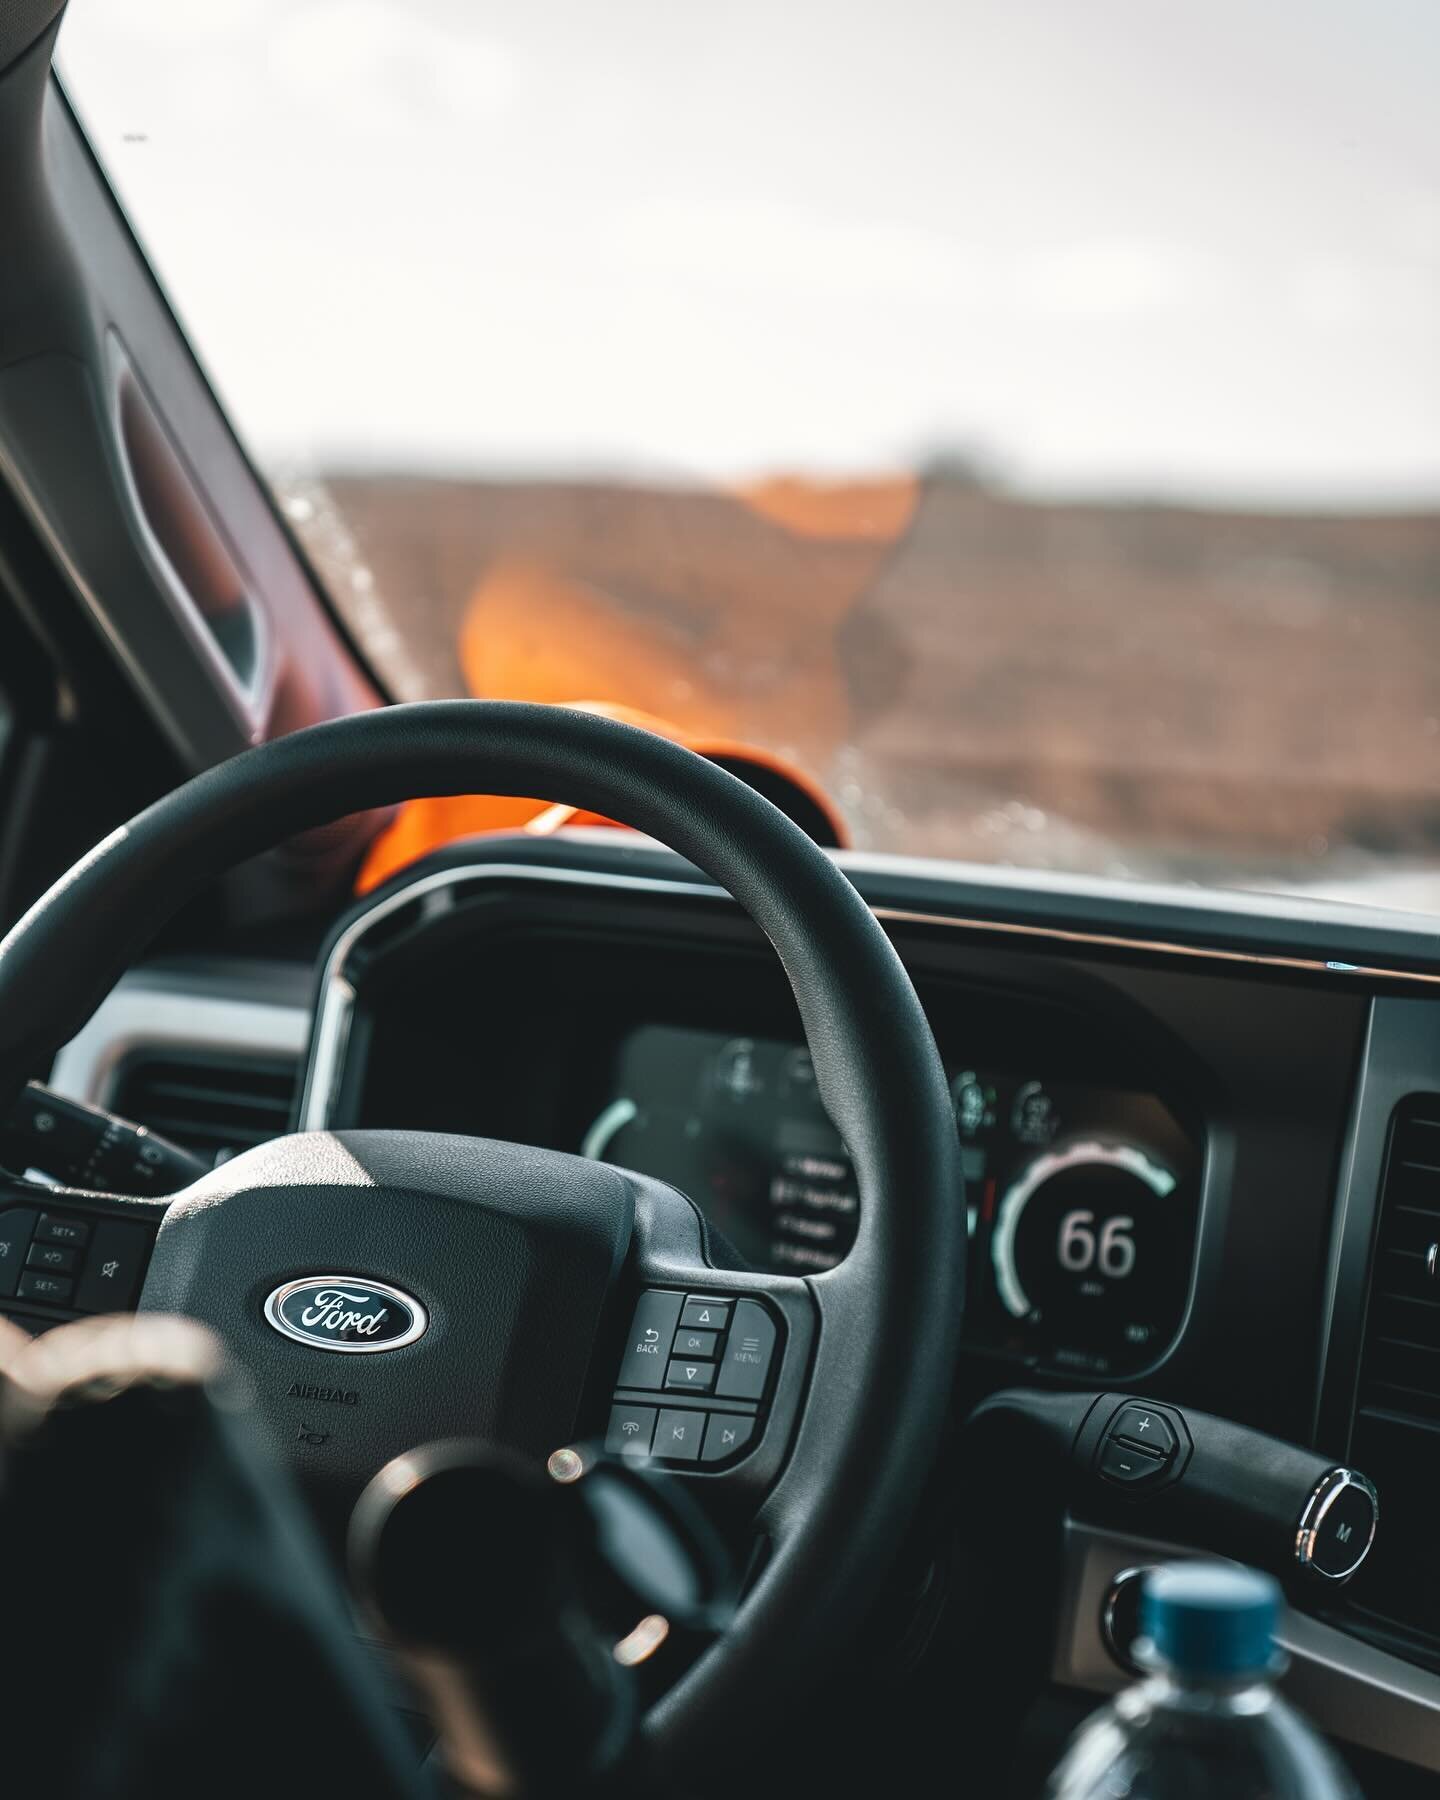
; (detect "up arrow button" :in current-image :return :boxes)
[681,1297,731,1332]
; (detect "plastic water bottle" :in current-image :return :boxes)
[1047,1562,1360,1798]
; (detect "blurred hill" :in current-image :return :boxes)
[296,472,1440,889]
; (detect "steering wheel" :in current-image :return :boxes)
[0,701,963,1770]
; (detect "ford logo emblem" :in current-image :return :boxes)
[263,1276,427,1354]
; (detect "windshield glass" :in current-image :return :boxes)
[59,2,1440,906]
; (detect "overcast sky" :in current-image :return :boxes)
[58,0,1440,505]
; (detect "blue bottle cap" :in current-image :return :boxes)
[1140,1562,1280,1680]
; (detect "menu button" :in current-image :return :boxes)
[715,1299,778,1400]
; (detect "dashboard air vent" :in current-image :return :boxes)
[1345,1095,1440,1658]
[1355,1094,1440,1429]
[110,1051,298,1166]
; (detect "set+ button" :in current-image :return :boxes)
[37,1214,89,1249]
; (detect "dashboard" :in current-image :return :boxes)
[302,844,1362,1429]
[312,861,1223,1385]
[50,835,1440,1783]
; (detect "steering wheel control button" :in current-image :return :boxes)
[17,1269,73,1305]
[35,1213,88,1248]
[701,1413,757,1463]
[665,1359,716,1392]
[1092,1399,1189,1494]
[1100,1437,1168,1486]
[681,1297,730,1332]
[619,1290,686,1390]
[715,1299,778,1399]
[26,1242,78,1274]
[1112,1406,1178,1460]
[605,1403,658,1456]
[1295,1468,1379,1581]
[610,1290,775,1471]
[74,1220,152,1313]
[0,1207,40,1297]
[655,1409,706,1462]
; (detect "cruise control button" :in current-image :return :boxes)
[36,1214,89,1249]
[615,1290,685,1391]
[681,1298,730,1332]
[74,1220,151,1313]
[0,1207,40,1298]
[1100,1438,1167,1486]
[716,1299,777,1400]
[18,1269,73,1305]
[674,1328,719,1358]
[701,1413,757,1463]
[654,1409,705,1463]
[665,1359,716,1392]
[605,1404,657,1457]
[26,1242,77,1274]
[1112,1406,1177,1459]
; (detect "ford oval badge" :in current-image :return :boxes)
[263,1276,427,1354]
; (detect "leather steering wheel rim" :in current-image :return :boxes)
[0,700,964,1768]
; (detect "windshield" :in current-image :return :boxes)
[59,2,1440,907]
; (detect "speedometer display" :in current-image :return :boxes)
[990,1140,1191,1367]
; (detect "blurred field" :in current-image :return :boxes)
[294,473,1440,894]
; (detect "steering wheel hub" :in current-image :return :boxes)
[141,1128,636,1536]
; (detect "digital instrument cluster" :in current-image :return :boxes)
[585,1024,1200,1374]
